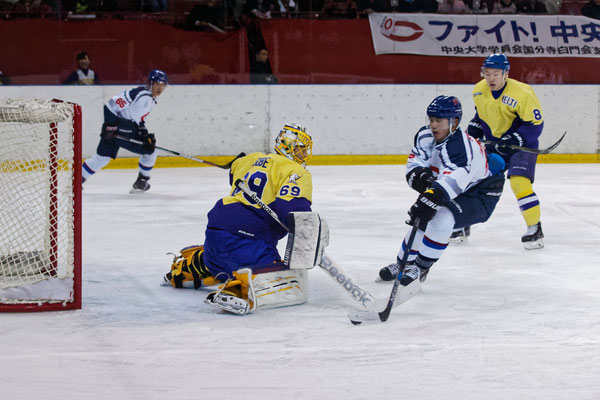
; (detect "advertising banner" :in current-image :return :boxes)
[368,13,600,57]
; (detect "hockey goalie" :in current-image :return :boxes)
[163,124,329,314]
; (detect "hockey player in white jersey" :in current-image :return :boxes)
[82,69,168,192]
[379,95,506,285]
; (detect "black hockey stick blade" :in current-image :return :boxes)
[480,131,566,155]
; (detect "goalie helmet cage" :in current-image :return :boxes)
[0,98,82,312]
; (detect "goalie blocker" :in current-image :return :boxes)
[205,211,329,315]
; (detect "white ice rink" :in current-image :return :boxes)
[2,163,599,400]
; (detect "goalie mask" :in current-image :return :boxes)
[274,124,313,165]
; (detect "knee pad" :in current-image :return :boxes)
[165,245,215,289]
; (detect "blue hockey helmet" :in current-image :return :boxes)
[427,95,463,129]
[482,54,510,72]
[148,69,168,85]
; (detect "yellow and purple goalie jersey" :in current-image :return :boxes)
[207,152,312,245]
[472,78,544,147]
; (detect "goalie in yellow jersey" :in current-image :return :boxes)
[163,124,328,315]
[463,54,545,250]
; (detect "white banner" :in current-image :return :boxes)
[368,13,600,57]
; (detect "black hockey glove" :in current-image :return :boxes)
[494,132,523,156]
[408,188,445,230]
[138,126,156,152]
[406,167,435,194]
[466,118,484,140]
[143,133,156,152]
[100,123,118,140]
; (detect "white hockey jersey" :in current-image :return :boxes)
[106,86,156,126]
[407,126,491,200]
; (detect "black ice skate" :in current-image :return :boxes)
[522,222,544,250]
[449,226,470,244]
[130,173,151,193]
[378,258,403,281]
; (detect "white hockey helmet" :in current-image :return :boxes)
[274,123,313,165]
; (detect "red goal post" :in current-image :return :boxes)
[0,98,82,311]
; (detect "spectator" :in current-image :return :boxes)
[321,0,358,17]
[517,0,547,12]
[492,0,517,12]
[437,0,470,13]
[142,0,167,12]
[12,0,52,17]
[250,48,278,84]
[63,51,100,85]
[0,71,9,85]
[582,0,600,19]
[243,0,275,18]
[184,0,225,32]
[357,0,392,14]
[469,0,489,12]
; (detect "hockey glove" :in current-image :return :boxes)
[408,188,444,230]
[494,132,523,156]
[406,167,435,194]
[138,126,156,153]
[466,118,484,140]
[100,123,118,140]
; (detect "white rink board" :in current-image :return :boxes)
[1,84,598,158]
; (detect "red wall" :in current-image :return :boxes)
[1,18,598,84]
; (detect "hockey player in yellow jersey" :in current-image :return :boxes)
[163,123,319,314]
[464,54,545,250]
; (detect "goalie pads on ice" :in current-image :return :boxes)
[204,267,308,315]
[284,212,329,270]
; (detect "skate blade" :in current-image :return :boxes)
[523,239,544,250]
[129,188,149,194]
[449,237,468,245]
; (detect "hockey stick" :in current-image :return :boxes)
[114,134,245,169]
[348,221,421,325]
[234,179,384,312]
[480,131,566,155]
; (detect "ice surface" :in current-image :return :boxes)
[1,164,599,400]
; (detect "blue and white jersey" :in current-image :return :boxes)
[407,126,491,200]
[106,86,156,126]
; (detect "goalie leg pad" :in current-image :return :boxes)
[204,267,308,314]
[204,268,256,315]
[284,212,330,270]
[254,269,308,309]
[164,245,217,289]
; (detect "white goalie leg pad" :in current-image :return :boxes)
[254,269,308,310]
[284,212,330,270]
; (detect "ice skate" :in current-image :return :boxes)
[378,260,401,282]
[449,226,470,244]
[522,222,544,250]
[130,173,150,193]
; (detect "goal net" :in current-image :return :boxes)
[0,99,82,311]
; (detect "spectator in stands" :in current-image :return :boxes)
[250,48,278,84]
[0,71,9,85]
[11,0,52,17]
[437,0,470,13]
[492,0,517,12]
[63,51,100,85]
[274,0,298,16]
[142,0,167,12]
[469,0,489,12]
[582,0,600,18]
[517,0,547,12]
[244,0,275,18]
[357,0,392,14]
[321,0,358,17]
[184,0,225,31]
